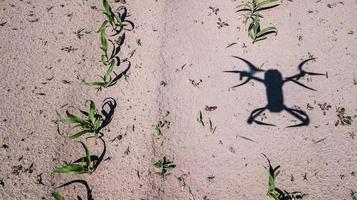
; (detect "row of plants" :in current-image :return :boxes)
[51,0,134,199]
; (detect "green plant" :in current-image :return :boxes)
[54,142,94,175]
[267,159,281,200]
[352,190,357,200]
[264,154,305,200]
[51,192,65,200]
[248,16,277,43]
[154,111,170,136]
[237,0,279,43]
[155,121,165,136]
[62,101,102,139]
[86,60,117,90]
[153,157,176,177]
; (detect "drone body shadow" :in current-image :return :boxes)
[225,56,325,127]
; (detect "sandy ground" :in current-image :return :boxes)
[0,0,356,199]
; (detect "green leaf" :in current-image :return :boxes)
[351,190,357,200]
[104,59,115,83]
[268,175,276,192]
[54,164,87,174]
[86,82,106,88]
[114,15,122,27]
[103,0,111,15]
[101,54,108,64]
[253,17,260,35]
[65,111,84,124]
[51,192,65,200]
[80,142,91,169]
[88,101,96,124]
[97,20,109,33]
[256,0,279,11]
[68,130,91,139]
[100,28,108,57]
[256,26,277,38]
[103,0,114,23]
[153,161,163,169]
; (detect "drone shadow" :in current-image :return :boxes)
[225,56,325,127]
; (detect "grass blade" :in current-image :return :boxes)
[80,142,91,170]
[104,59,115,83]
[256,0,279,10]
[51,192,65,200]
[69,130,91,139]
[88,101,96,124]
[86,82,106,88]
[256,26,277,38]
[54,164,86,175]
[65,111,83,124]
[100,28,108,58]
[97,20,108,33]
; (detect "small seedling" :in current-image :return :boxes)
[197,111,204,126]
[266,157,281,200]
[237,0,279,43]
[264,154,305,200]
[54,142,94,175]
[153,157,176,177]
[61,101,102,139]
[155,121,165,136]
[154,112,170,136]
[351,190,357,200]
[51,192,65,200]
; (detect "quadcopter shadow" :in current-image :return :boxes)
[224,56,325,127]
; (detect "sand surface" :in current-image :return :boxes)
[0,0,356,199]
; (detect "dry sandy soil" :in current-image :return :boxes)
[0,0,356,199]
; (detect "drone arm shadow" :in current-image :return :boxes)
[224,70,265,88]
[247,106,276,126]
[283,105,310,128]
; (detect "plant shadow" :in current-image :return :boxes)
[111,6,135,37]
[57,179,94,200]
[99,97,117,132]
[73,137,106,172]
